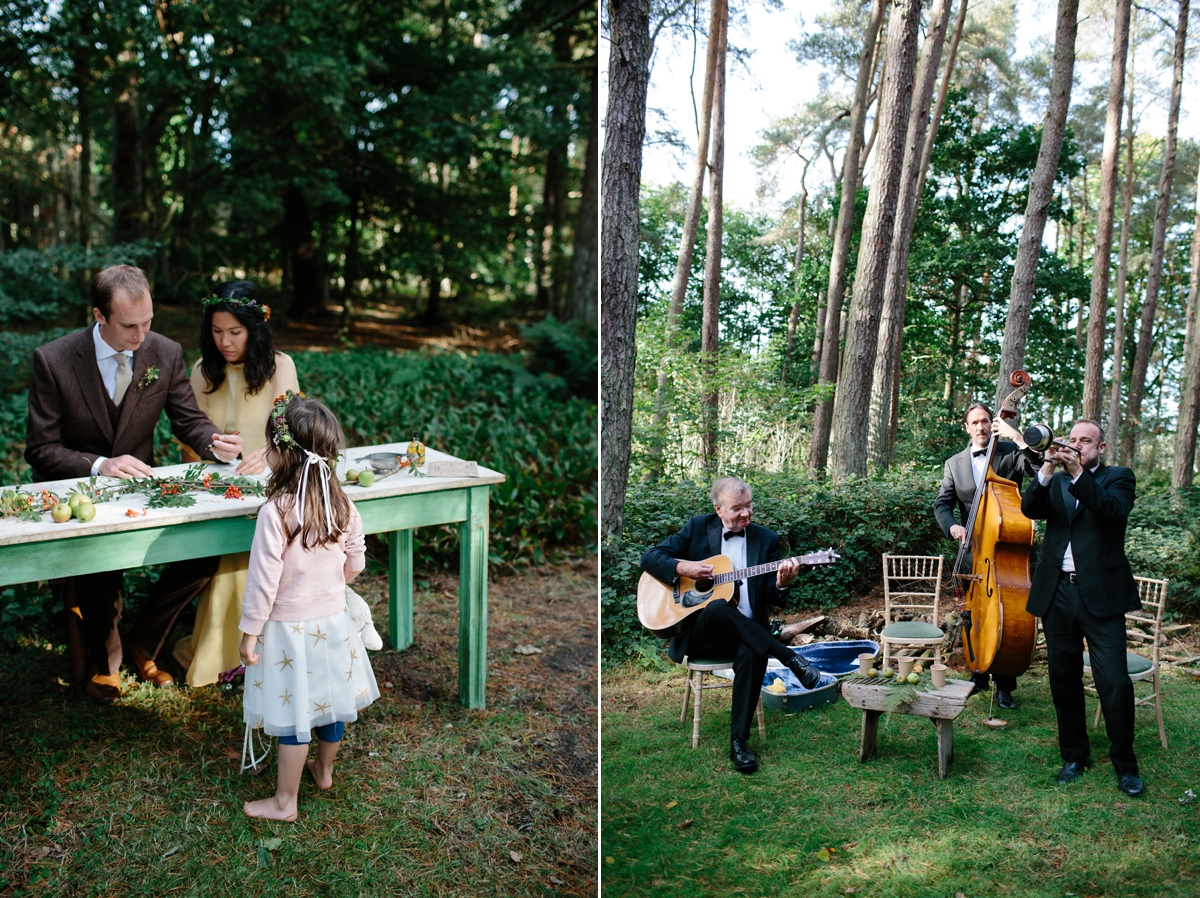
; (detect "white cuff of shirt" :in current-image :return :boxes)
[91,456,107,477]
[1037,469,1052,487]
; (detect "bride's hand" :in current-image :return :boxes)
[236,447,269,475]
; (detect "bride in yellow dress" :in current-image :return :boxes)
[173,280,300,686]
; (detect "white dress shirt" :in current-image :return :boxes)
[968,443,988,487]
[720,527,751,618]
[1037,463,1100,572]
[89,324,134,475]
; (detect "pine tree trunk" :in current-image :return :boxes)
[1172,176,1200,487]
[565,67,598,326]
[783,162,809,383]
[1107,37,1137,463]
[916,0,969,203]
[1122,0,1188,466]
[994,0,1079,412]
[867,0,955,469]
[72,29,91,249]
[600,0,652,538]
[808,0,888,476]
[112,50,143,243]
[699,0,728,470]
[1082,0,1131,420]
[830,0,924,478]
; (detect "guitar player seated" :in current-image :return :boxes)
[641,476,820,774]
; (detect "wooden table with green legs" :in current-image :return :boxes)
[0,443,505,708]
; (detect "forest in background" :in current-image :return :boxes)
[1,0,597,327]
[601,0,1200,653]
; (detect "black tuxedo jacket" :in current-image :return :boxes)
[25,326,221,481]
[933,440,1041,539]
[641,514,787,663]
[1020,464,1140,618]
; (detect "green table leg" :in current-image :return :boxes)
[388,529,414,651]
[458,485,489,708]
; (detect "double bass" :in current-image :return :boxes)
[952,371,1038,678]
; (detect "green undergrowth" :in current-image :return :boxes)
[603,473,1200,662]
[601,662,1200,897]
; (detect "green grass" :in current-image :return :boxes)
[601,662,1200,897]
[1,562,597,897]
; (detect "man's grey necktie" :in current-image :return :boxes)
[113,354,132,405]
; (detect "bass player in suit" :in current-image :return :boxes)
[1021,419,1144,796]
[933,402,1042,708]
[641,476,820,774]
[25,265,243,703]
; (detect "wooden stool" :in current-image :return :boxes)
[841,679,973,778]
[679,656,766,750]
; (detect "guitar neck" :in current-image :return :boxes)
[714,557,792,585]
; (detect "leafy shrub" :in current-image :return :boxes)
[518,315,598,399]
[602,471,1200,661]
[0,329,75,394]
[0,243,155,324]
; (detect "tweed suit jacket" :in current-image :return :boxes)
[1020,464,1140,618]
[25,326,222,481]
[641,514,788,663]
[933,440,1041,539]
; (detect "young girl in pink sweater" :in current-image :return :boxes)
[239,392,379,821]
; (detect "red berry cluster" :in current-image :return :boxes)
[159,482,183,496]
[125,508,148,518]
[224,485,243,500]
[203,473,213,488]
[40,490,56,511]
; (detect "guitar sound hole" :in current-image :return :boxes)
[694,579,714,593]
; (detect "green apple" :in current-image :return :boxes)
[51,503,73,523]
[906,672,920,684]
[68,493,89,510]
[882,667,894,678]
[866,667,879,678]
[356,469,375,487]
[346,468,360,482]
[74,501,96,523]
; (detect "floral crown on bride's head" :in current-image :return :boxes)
[201,293,271,321]
[269,390,306,448]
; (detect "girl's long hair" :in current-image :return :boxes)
[199,280,277,395]
[264,397,353,549]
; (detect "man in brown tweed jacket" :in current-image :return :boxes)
[26,265,244,703]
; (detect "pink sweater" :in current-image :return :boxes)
[238,497,367,636]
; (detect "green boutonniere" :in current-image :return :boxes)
[139,366,160,389]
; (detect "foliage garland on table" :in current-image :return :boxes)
[0,465,266,520]
[840,672,940,713]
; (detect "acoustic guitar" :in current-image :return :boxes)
[637,548,841,638]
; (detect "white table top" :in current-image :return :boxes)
[0,443,504,548]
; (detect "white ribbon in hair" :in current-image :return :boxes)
[296,448,338,536]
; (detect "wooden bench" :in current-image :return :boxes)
[841,679,974,778]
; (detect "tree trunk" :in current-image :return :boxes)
[72,30,91,249]
[915,0,969,203]
[808,0,888,476]
[600,0,651,538]
[284,184,322,320]
[1107,34,1137,463]
[1172,176,1200,487]
[783,159,810,384]
[867,0,955,469]
[994,0,1079,412]
[565,66,598,326]
[699,0,728,470]
[112,50,143,243]
[830,0,923,478]
[1082,0,1131,420]
[1122,0,1188,466]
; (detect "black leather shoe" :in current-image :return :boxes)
[1056,761,1091,785]
[729,739,758,774]
[785,655,821,690]
[1118,774,1145,796]
[997,690,1017,710]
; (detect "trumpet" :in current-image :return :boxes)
[1022,423,1081,457]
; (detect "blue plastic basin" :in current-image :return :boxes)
[793,639,880,677]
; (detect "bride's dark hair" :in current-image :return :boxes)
[264,397,352,549]
[198,280,277,395]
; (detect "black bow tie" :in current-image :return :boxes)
[972,450,986,458]
[724,530,745,540]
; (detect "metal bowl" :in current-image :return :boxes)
[354,452,403,473]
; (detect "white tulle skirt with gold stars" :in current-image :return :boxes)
[242,608,379,743]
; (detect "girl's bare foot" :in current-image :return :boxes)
[305,758,334,790]
[243,796,298,821]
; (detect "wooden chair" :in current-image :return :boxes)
[679,656,765,750]
[880,555,945,670]
[1085,576,1169,749]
